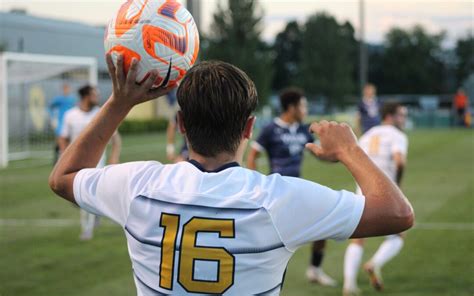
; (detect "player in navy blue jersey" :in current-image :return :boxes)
[357,83,382,135]
[247,88,336,286]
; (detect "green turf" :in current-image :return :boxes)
[0,129,473,295]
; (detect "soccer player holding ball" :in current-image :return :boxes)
[50,55,413,295]
[49,1,413,294]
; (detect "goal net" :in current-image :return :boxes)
[0,52,97,168]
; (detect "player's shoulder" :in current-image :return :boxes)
[262,119,279,131]
[63,106,80,118]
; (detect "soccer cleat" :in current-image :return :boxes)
[363,262,384,291]
[306,266,337,287]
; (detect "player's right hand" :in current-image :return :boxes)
[106,53,175,108]
[305,121,359,162]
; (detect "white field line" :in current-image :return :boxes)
[0,218,116,227]
[3,144,163,170]
[0,219,473,231]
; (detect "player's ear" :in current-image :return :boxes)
[176,111,186,134]
[242,116,256,139]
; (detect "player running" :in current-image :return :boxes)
[50,55,413,295]
[59,85,121,240]
[343,102,409,296]
[247,88,336,286]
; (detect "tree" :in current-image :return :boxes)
[455,32,474,86]
[203,0,273,104]
[272,21,302,91]
[298,13,357,106]
[381,25,446,94]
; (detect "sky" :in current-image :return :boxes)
[1,0,472,47]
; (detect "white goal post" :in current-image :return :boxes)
[0,52,98,168]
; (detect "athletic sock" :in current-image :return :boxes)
[344,243,363,290]
[371,235,404,268]
[311,249,324,267]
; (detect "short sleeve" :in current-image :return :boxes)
[391,133,408,156]
[266,176,365,251]
[73,161,161,226]
[304,124,315,143]
[252,124,272,152]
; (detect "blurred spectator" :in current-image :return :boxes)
[453,88,469,127]
[357,83,381,135]
[48,83,77,163]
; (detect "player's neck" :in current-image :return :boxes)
[188,151,239,171]
[78,100,93,112]
[280,113,297,124]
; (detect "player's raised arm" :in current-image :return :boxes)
[305,121,414,237]
[49,54,173,203]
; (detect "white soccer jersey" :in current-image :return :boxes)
[73,160,365,295]
[61,106,106,167]
[359,125,408,182]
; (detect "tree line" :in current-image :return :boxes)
[202,0,474,106]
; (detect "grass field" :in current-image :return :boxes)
[1,129,473,295]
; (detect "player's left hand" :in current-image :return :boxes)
[106,53,175,108]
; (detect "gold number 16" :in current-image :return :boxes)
[159,213,235,294]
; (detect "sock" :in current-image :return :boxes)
[371,235,404,268]
[311,250,323,267]
[344,243,363,290]
[80,210,95,236]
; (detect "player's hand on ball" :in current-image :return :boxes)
[306,121,358,162]
[106,53,175,107]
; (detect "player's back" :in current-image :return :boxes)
[75,160,365,295]
[126,161,292,295]
[359,125,407,181]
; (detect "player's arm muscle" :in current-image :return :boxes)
[49,54,172,204]
[305,121,414,238]
[345,147,413,237]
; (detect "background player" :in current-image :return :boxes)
[59,85,121,240]
[247,88,336,286]
[49,55,413,295]
[357,83,381,135]
[48,83,77,164]
[343,101,409,295]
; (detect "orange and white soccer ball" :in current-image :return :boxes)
[105,0,200,88]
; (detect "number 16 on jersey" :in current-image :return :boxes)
[159,213,236,294]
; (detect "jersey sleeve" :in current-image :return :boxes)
[391,133,408,156]
[304,124,315,143]
[73,161,160,226]
[251,124,272,152]
[266,176,365,251]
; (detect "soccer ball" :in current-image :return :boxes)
[104,0,200,88]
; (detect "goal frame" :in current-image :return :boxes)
[0,52,98,168]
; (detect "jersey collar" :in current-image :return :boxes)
[275,117,299,129]
[274,117,300,133]
[187,159,240,173]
